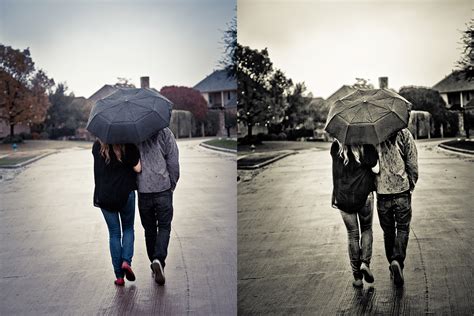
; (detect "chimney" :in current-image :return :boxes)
[379,77,388,89]
[140,76,150,89]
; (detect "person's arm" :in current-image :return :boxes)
[371,161,380,174]
[163,129,180,191]
[133,160,141,173]
[125,144,141,173]
[401,129,418,192]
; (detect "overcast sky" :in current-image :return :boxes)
[238,0,472,99]
[0,0,235,98]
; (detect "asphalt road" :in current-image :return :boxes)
[238,140,474,315]
[0,138,236,315]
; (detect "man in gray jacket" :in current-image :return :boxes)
[376,128,418,287]
[137,127,179,285]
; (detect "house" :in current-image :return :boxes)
[193,69,237,109]
[194,69,237,136]
[433,72,474,135]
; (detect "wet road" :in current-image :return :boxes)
[238,140,474,315]
[0,139,236,315]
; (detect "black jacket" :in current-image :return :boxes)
[331,142,377,213]
[92,142,140,211]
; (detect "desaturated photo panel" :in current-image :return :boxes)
[237,0,473,314]
[0,0,237,314]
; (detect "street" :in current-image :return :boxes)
[0,139,236,315]
[238,140,474,315]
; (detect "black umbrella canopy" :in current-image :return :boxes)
[324,89,411,145]
[86,88,173,144]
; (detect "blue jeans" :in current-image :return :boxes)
[339,193,374,278]
[138,189,173,268]
[101,191,135,278]
[377,192,412,270]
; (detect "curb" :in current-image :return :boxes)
[0,151,57,169]
[200,142,237,154]
[237,152,295,170]
[438,143,474,155]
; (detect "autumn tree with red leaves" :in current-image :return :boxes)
[0,44,54,137]
[160,86,208,122]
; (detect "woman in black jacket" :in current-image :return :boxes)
[92,140,141,286]
[331,139,379,288]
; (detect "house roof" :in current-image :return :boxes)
[88,85,118,102]
[194,69,237,93]
[325,85,357,103]
[432,72,474,93]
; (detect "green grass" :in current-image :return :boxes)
[203,139,237,151]
[0,155,38,166]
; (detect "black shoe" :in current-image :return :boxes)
[151,259,166,285]
[390,260,404,287]
[360,262,374,283]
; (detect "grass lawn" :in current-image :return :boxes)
[0,154,39,166]
[441,139,474,152]
[238,141,330,155]
[0,140,92,154]
[203,139,237,151]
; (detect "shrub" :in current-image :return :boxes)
[2,134,24,144]
[19,132,32,140]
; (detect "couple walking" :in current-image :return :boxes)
[92,127,179,286]
[326,89,418,288]
[86,88,179,287]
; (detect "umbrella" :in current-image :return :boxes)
[86,88,173,144]
[324,88,411,145]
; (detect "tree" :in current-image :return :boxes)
[115,77,135,88]
[456,19,474,80]
[0,44,54,136]
[44,83,86,139]
[352,78,374,89]
[237,45,274,137]
[399,86,458,136]
[160,86,208,122]
[224,110,237,137]
[284,82,313,129]
[220,15,237,78]
[267,69,292,132]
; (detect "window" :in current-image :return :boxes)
[227,91,231,100]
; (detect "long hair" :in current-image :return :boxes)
[98,139,125,164]
[335,139,364,166]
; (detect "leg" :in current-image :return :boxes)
[120,191,136,265]
[377,197,396,264]
[339,210,362,276]
[154,190,174,268]
[392,193,412,270]
[101,209,123,278]
[138,194,158,263]
[358,193,374,266]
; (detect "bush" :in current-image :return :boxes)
[40,132,49,140]
[286,128,314,141]
[2,134,24,144]
[31,132,41,140]
[19,132,32,140]
[204,111,220,136]
[237,135,262,145]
